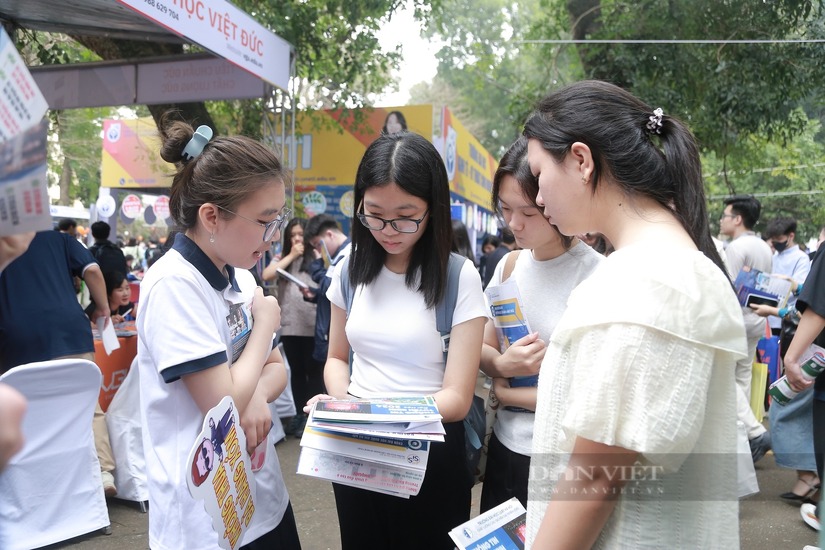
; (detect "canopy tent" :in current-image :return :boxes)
[0,0,293,91]
[0,0,296,230]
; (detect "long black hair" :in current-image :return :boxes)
[523,80,725,274]
[349,132,453,309]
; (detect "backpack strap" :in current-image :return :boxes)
[435,253,466,361]
[339,254,354,319]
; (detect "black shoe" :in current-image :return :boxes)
[293,414,308,438]
[749,431,771,463]
[286,414,306,437]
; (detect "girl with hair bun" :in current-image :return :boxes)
[137,114,301,549]
[523,81,747,548]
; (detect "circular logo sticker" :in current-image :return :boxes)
[445,126,457,181]
[106,122,121,143]
[154,195,170,220]
[302,191,327,216]
[339,190,354,218]
[121,194,142,219]
[96,195,116,218]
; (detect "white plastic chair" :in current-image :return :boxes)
[105,357,148,511]
[0,359,110,549]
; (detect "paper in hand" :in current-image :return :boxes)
[97,316,121,355]
[276,268,309,289]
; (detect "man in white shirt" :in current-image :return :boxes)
[720,195,774,462]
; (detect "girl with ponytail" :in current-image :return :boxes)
[521,81,747,548]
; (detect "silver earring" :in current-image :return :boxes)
[209,232,215,243]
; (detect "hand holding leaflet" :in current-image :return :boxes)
[485,278,532,350]
[96,316,121,355]
[485,278,539,412]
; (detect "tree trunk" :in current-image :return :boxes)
[58,155,72,206]
[566,0,620,82]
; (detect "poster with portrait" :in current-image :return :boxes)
[186,396,257,550]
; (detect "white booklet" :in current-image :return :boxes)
[275,267,309,289]
[448,497,527,550]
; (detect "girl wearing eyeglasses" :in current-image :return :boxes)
[310,132,488,549]
[136,115,301,549]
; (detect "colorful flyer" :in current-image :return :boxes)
[187,396,257,550]
[0,119,51,236]
[0,27,49,142]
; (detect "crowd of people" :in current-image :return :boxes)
[3,80,825,549]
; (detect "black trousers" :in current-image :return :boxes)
[480,431,530,513]
[240,501,302,550]
[281,335,324,413]
[332,421,471,549]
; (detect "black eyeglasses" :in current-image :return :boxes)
[217,205,292,242]
[356,200,429,233]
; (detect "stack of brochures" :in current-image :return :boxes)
[297,396,445,498]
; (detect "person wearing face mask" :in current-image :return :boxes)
[765,217,812,336]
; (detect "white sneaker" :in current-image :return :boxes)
[101,470,117,498]
[801,502,820,531]
[802,545,821,549]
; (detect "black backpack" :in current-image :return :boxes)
[90,242,127,277]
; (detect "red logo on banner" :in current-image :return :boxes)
[121,194,142,219]
[154,195,170,220]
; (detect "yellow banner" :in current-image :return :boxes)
[288,105,435,186]
[282,104,496,228]
[101,118,173,188]
[441,107,496,209]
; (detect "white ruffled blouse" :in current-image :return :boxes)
[526,244,747,549]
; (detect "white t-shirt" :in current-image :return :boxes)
[486,243,602,455]
[137,236,288,550]
[327,258,488,397]
[526,245,747,549]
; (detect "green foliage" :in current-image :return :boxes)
[537,0,825,156]
[418,0,582,157]
[425,0,825,241]
[52,108,112,205]
[236,0,403,107]
[704,114,825,242]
